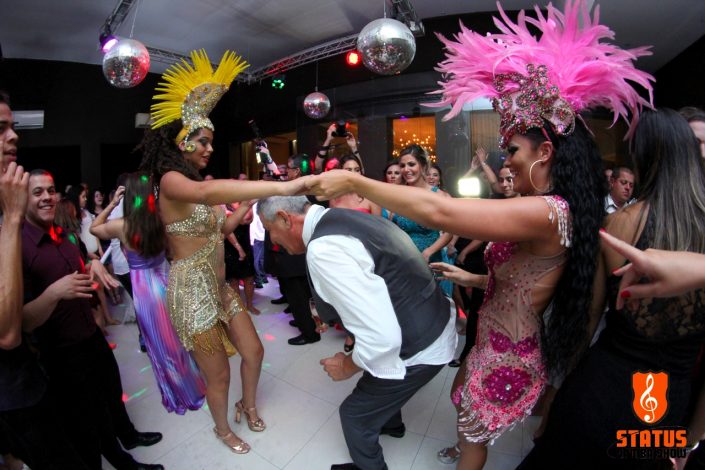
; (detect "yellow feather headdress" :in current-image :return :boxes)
[150,49,249,144]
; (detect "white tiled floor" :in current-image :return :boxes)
[105,279,538,470]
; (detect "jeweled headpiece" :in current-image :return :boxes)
[432,1,654,148]
[151,49,249,144]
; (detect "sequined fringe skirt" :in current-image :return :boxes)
[167,238,244,354]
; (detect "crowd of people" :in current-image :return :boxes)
[2,1,705,470]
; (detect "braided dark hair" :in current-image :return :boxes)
[137,120,203,182]
[524,121,606,378]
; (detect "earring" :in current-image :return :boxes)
[184,141,196,153]
[528,160,551,194]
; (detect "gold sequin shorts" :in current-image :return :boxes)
[167,238,244,354]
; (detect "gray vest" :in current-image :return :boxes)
[308,208,450,360]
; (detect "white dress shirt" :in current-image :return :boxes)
[249,202,265,245]
[303,205,457,380]
[604,194,635,214]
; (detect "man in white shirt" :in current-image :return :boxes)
[604,166,635,214]
[258,196,457,470]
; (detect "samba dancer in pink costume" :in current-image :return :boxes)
[306,1,653,468]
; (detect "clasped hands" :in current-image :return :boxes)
[282,170,357,200]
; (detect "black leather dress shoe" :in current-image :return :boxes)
[271,296,288,305]
[122,431,163,450]
[330,464,359,470]
[380,423,406,438]
[135,463,164,470]
[448,359,461,368]
[287,334,320,346]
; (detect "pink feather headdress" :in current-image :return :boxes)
[432,0,655,148]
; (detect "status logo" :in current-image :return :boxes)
[612,371,687,460]
[632,371,668,424]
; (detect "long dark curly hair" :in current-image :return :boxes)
[137,120,203,183]
[524,120,606,378]
[123,172,166,258]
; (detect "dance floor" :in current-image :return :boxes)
[105,278,537,469]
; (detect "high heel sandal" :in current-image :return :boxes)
[213,427,250,454]
[437,445,460,464]
[235,400,266,432]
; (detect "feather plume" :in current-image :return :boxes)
[431,0,654,142]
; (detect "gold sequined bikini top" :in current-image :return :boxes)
[165,204,224,238]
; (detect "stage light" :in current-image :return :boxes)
[272,75,285,90]
[99,25,118,53]
[346,50,361,67]
[457,176,482,197]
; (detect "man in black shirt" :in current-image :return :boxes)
[22,169,164,470]
[0,91,87,469]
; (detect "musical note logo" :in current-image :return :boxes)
[632,371,669,425]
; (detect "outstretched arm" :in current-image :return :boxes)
[307,170,561,244]
[160,171,307,207]
[600,230,705,306]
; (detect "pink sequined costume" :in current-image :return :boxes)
[452,195,571,444]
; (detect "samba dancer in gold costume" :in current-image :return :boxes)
[139,50,307,454]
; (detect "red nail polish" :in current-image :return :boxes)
[620,290,631,299]
[599,228,606,233]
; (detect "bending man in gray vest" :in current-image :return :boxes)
[258,196,457,470]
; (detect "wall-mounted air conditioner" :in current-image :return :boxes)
[135,113,152,129]
[14,110,44,129]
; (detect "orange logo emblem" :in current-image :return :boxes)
[632,372,668,425]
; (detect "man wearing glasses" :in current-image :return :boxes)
[605,166,636,214]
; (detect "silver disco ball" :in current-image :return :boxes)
[357,18,416,76]
[303,91,331,119]
[102,38,150,88]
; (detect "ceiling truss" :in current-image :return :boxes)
[101,0,423,84]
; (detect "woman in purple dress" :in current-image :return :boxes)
[91,172,206,414]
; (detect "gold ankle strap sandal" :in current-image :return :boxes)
[213,427,250,454]
[235,400,266,432]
